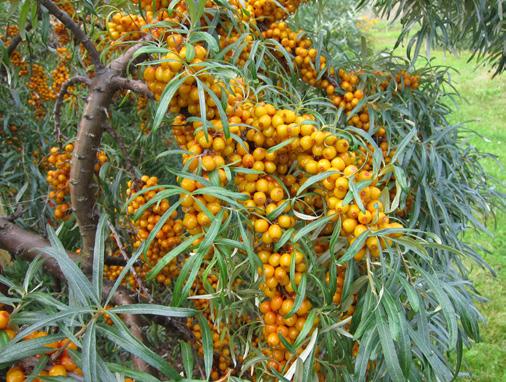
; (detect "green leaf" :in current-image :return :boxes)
[92,214,108,300]
[0,334,65,363]
[292,214,334,243]
[100,318,181,380]
[293,310,317,349]
[296,170,340,196]
[109,304,196,318]
[376,307,404,382]
[181,342,194,379]
[197,313,213,380]
[153,74,185,132]
[286,274,307,318]
[82,321,98,382]
[107,363,162,382]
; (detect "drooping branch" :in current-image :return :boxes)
[38,0,102,69]
[54,75,92,142]
[7,35,23,57]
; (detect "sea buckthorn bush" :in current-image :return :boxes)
[0,0,503,381]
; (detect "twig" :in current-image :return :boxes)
[54,75,91,142]
[38,0,102,69]
[107,220,152,302]
[6,205,25,222]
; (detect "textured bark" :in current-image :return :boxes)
[110,77,154,98]
[70,41,150,269]
[69,70,117,264]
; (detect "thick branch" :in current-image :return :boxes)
[7,35,23,56]
[0,217,148,372]
[0,217,78,280]
[70,73,116,263]
[54,75,91,142]
[110,77,153,99]
[70,41,149,268]
[110,39,150,74]
[38,0,102,69]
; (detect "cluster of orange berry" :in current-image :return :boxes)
[23,64,55,118]
[114,1,408,378]
[46,144,107,221]
[107,13,147,41]
[248,0,306,23]
[111,175,184,288]
[1,310,83,381]
[187,275,251,380]
[1,26,23,67]
[107,1,192,42]
[55,0,75,17]
[51,48,72,97]
[46,144,73,220]
[168,92,403,376]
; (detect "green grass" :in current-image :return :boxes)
[368,21,506,382]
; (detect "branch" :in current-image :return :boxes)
[70,40,150,266]
[111,77,154,99]
[110,39,151,74]
[0,217,149,372]
[0,217,79,280]
[54,75,91,142]
[7,35,23,56]
[38,0,102,69]
[107,220,151,300]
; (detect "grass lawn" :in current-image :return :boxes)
[367,21,506,381]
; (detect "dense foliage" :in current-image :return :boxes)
[0,0,503,381]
